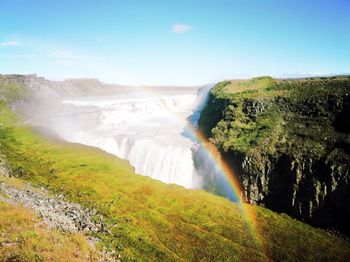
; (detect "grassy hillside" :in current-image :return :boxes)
[1,79,350,261]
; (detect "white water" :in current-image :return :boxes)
[54,89,205,188]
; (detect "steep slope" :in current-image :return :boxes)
[199,76,350,236]
[1,75,350,261]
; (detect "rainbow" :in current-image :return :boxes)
[135,84,265,254]
[184,124,263,245]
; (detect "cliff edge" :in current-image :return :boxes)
[199,76,350,235]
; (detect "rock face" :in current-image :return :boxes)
[199,76,350,236]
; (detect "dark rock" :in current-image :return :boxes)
[198,77,350,236]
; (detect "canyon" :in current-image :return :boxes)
[1,74,350,260]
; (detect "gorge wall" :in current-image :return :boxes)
[198,76,350,236]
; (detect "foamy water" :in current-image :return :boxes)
[56,89,205,188]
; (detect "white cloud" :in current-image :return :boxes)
[0,41,21,47]
[172,24,192,34]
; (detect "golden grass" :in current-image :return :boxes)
[0,200,98,262]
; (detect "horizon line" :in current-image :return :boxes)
[1,72,350,87]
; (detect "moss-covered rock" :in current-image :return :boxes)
[199,76,350,236]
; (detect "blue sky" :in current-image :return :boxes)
[1,0,350,85]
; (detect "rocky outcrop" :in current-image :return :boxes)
[0,182,107,233]
[198,76,350,236]
[0,175,120,261]
[0,153,12,177]
[0,152,118,261]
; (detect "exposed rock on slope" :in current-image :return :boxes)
[0,172,117,261]
[0,181,107,233]
[199,76,350,236]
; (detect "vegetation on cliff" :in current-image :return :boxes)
[199,76,350,236]
[1,77,350,260]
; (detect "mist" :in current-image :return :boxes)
[18,75,213,189]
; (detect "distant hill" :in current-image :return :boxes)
[0,74,131,100]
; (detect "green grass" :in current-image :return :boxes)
[223,76,276,94]
[0,84,350,260]
[208,77,284,153]
[202,76,350,156]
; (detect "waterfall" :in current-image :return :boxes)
[54,88,209,189]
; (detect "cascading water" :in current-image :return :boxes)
[53,88,209,189]
[28,83,234,198]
